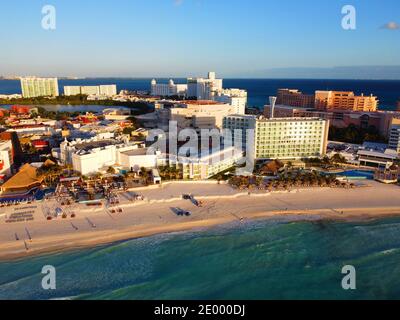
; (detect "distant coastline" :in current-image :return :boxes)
[1,78,399,109]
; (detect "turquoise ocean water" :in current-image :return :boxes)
[1,216,400,300]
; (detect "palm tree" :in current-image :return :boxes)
[140,167,150,184]
[322,156,331,165]
[170,167,180,180]
[162,167,171,180]
[38,164,63,185]
[107,166,116,174]
[65,164,74,176]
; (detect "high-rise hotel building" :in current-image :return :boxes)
[223,115,329,161]
[20,77,59,98]
[277,89,315,108]
[388,118,400,154]
[213,88,247,115]
[187,72,223,100]
[64,85,117,96]
[315,91,378,112]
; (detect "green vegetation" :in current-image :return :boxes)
[122,117,140,135]
[209,166,238,181]
[330,153,348,164]
[302,155,347,168]
[329,124,387,144]
[158,166,181,180]
[22,143,38,155]
[270,171,353,190]
[122,127,136,135]
[32,107,86,120]
[0,95,153,115]
[229,171,354,191]
[229,176,263,190]
[37,163,64,184]
[107,166,116,174]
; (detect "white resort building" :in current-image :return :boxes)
[151,100,235,131]
[64,85,117,97]
[57,137,155,175]
[213,88,247,115]
[20,77,59,98]
[102,108,131,120]
[0,140,13,181]
[151,79,188,97]
[55,135,244,180]
[158,147,243,180]
[187,72,223,100]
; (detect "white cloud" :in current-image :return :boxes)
[381,22,400,30]
[174,0,184,6]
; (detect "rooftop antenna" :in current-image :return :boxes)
[269,96,277,119]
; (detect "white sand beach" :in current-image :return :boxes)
[0,180,399,261]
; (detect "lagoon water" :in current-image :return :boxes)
[1,216,400,300]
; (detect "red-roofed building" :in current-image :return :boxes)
[76,113,99,124]
[10,105,32,114]
[31,140,49,150]
[0,108,9,118]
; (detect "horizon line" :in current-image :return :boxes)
[2,76,400,81]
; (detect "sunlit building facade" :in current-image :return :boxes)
[223,115,329,161]
[315,91,378,112]
[213,88,247,115]
[187,72,223,100]
[20,77,59,98]
[277,89,315,108]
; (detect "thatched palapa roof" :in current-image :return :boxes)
[1,164,43,189]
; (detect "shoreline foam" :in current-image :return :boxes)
[1,206,400,262]
[1,180,399,262]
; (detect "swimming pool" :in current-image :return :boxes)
[337,170,375,180]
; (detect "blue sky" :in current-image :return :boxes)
[1,0,399,78]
